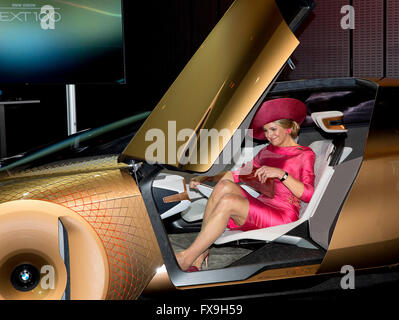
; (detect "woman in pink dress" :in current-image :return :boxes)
[175,98,316,272]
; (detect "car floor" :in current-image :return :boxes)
[168,232,253,270]
[169,231,326,272]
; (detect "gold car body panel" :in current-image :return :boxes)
[0,156,163,300]
[144,264,320,295]
[0,200,109,300]
[121,0,299,172]
[319,92,399,273]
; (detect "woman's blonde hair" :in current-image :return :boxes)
[273,119,300,139]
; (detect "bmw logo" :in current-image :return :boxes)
[10,264,40,292]
[19,270,31,283]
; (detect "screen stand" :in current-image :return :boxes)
[66,84,77,136]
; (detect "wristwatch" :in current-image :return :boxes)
[280,171,289,182]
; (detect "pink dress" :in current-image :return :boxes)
[228,144,316,231]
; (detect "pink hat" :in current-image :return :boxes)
[249,98,307,140]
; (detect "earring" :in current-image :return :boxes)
[286,129,292,134]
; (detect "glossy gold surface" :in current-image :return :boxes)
[375,78,399,87]
[121,0,299,172]
[143,264,320,294]
[319,127,399,273]
[181,264,319,290]
[322,116,346,131]
[0,201,68,300]
[143,265,175,295]
[0,200,108,300]
[0,156,163,299]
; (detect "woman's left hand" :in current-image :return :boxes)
[254,166,285,183]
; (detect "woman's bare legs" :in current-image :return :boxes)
[176,176,249,271]
[201,171,235,225]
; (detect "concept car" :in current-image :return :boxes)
[1,0,399,300]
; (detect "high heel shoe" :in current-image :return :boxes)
[186,266,200,272]
[204,250,209,269]
[186,250,210,272]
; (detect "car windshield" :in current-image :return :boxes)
[0,111,150,172]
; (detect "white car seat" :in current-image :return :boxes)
[152,174,192,219]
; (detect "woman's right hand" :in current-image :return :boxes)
[189,176,206,189]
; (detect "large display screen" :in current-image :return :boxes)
[0,0,125,84]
